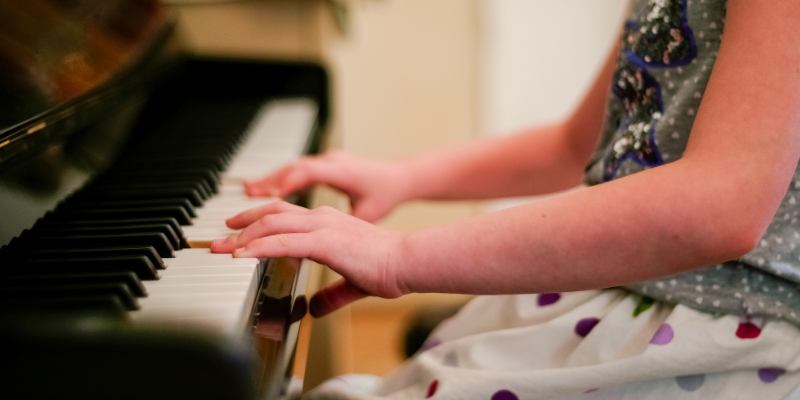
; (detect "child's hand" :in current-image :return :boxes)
[210,200,409,317]
[243,151,412,222]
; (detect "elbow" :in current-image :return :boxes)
[702,216,770,263]
[721,227,764,260]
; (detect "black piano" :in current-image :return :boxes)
[0,1,328,399]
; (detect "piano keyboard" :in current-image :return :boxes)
[0,98,318,337]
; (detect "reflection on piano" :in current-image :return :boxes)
[0,1,329,399]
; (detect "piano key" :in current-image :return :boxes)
[35,218,187,248]
[3,271,146,297]
[19,256,159,280]
[0,282,139,311]
[90,180,212,199]
[27,232,175,258]
[49,206,194,226]
[74,187,205,207]
[31,223,183,250]
[0,295,128,320]
[21,246,165,270]
[131,248,262,335]
[59,198,198,219]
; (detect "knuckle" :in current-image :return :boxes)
[255,214,273,229]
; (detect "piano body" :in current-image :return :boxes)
[0,1,330,398]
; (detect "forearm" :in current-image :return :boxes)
[398,123,589,201]
[397,159,764,296]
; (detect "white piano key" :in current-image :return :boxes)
[131,99,316,337]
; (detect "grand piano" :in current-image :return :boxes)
[0,1,329,398]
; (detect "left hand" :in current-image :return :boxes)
[210,200,410,317]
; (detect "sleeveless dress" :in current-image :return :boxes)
[305,1,800,398]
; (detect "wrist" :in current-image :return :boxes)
[395,156,444,201]
[391,231,420,296]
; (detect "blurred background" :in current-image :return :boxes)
[170,0,627,388]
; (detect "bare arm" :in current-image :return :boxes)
[399,0,800,295]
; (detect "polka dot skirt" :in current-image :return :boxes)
[306,289,800,400]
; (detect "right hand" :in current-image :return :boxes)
[244,150,412,222]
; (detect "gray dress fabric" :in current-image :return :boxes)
[583,0,800,325]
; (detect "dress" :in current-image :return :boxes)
[305,0,800,398]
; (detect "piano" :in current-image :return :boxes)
[0,1,329,399]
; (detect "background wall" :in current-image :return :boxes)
[479,0,628,135]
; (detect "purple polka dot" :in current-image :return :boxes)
[758,368,786,383]
[574,317,600,337]
[675,374,705,392]
[421,337,441,352]
[491,390,518,400]
[649,323,674,345]
[537,292,561,306]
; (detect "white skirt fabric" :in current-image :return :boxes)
[305,289,800,399]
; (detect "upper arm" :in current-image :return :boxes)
[680,0,800,241]
[561,38,621,168]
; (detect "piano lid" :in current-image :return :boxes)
[0,0,171,168]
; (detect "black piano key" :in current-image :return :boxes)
[30,233,174,258]
[101,168,220,192]
[34,218,187,248]
[0,282,139,311]
[3,271,146,297]
[49,206,193,226]
[75,186,205,207]
[115,155,228,173]
[94,184,211,202]
[0,295,128,321]
[18,247,165,270]
[31,223,183,250]
[19,256,159,280]
[58,198,197,219]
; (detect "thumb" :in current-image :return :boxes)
[309,279,369,318]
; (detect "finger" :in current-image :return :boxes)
[225,200,308,229]
[277,159,353,198]
[309,280,369,318]
[212,213,317,253]
[244,165,292,197]
[245,160,322,198]
[232,233,317,259]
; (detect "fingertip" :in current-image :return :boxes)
[244,182,262,197]
[210,239,227,253]
[225,216,241,229]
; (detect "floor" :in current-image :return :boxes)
[293,294,471,383]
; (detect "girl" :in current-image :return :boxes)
[212,0,800,398]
